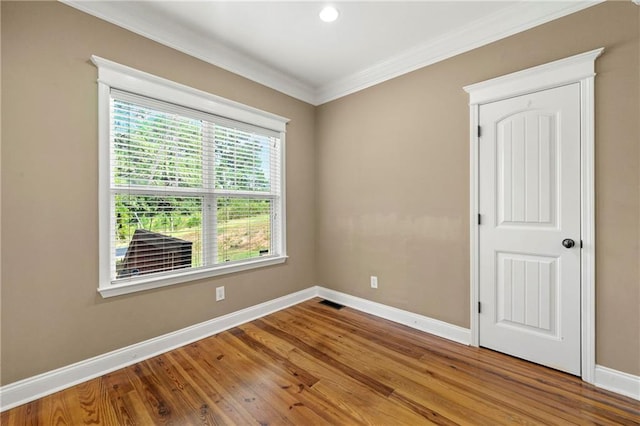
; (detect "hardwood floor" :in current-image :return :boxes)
[2,298,639,425]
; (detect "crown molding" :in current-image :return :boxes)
[315,0,605,104]
[60,0,316,104]
[60,0,604,106]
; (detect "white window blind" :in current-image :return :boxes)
[109,89,283,286]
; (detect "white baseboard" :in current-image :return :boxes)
[317,287,471,345]
[0,286,318,412]
[594,365,640,401]
[2,285,636,411]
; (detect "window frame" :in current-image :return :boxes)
[93,56,288,298]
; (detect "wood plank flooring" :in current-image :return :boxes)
[2,298,639,425]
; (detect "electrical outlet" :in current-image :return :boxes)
[216,286,225,301]
[370,276,378,289]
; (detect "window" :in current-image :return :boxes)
[93,56,288,297]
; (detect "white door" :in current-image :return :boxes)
[478,83,581,375]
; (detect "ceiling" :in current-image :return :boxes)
[62,1,602,105]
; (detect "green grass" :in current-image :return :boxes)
[217,213,270,262]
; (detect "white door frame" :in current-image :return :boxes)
[464,47,603,383]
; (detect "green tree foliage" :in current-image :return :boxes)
[113,100,272,244]
[214,126,272,220]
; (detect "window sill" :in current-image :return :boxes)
[98,255,288,298]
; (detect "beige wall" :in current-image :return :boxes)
[316,1,640,376]
[0,0,3,387]
[1,1,316,385]
[2,0,639,386]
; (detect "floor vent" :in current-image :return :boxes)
[319,299,345,310]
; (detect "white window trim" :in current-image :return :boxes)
[464,47,603,384]
[92,55,289,298]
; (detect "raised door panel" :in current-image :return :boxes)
[496,252,558,337]
[497,112,557,228]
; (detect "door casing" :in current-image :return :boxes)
[464,48,603,383]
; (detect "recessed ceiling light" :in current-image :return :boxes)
[319,6,339,23]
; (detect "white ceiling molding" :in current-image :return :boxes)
[315,0,605,104]
[60,0,316,104]
[61,0,603,106]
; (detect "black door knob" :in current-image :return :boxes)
[562,239,575,248]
